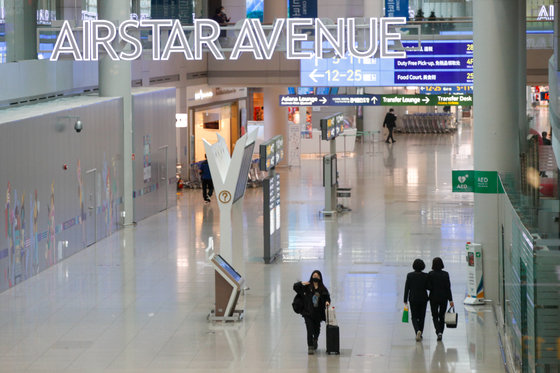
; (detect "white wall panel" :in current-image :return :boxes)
[0,96,123,292]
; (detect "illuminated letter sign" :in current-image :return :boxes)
[537,5,554,21]
[50,17,408,61]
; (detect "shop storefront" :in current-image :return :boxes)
[180,86,247,181]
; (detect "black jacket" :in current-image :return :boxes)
[293,281,330,320]
[403,271,429,303]
[428,270,453,302]
[383,112,397,128]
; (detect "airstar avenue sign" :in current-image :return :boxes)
[50,17,408,61]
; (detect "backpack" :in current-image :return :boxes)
[292,293,304,314]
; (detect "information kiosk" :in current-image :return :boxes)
[208,253,245,321]
[320,113,351,215]
[464,242,485,305]
[259,135,283,264]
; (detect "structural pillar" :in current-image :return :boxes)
[263,0,288,163]
[98,0,134,225]
[264,0,286,22]
[263,87,288,165]
[363,0,387,139]
[56,0,81,23]
[473,0,523,301]
[518,0,528,154]
[5,0,37,62]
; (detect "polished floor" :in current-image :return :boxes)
[0,123,506,372]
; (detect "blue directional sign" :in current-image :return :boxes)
[279,94,381,106]
[279,94,472,106]
[385,0,409,18]
[300,40,475,87]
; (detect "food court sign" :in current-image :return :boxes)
[49,17,407,61]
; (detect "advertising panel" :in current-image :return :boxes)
[289,0,318,18]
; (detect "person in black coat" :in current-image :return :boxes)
[404,259,429,341]
[383,108,397,143]
[293,270,331,355]
[428,257,454,341]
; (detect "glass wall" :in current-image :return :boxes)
[408,0,472,19]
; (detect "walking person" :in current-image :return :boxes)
[404,259,429,341]
[293,270,331,355]
[428,257,454,341]
[199,155,214,203]
[383,108,397,143]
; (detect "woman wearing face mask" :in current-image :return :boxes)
[293,270,331,355]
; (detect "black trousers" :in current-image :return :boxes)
[304,315,321,347]
[386,126,395,142]
[410,301,427,334]
[430,299,448,334]
[202,179,214,201]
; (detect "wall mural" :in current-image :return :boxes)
[2,159,121,290]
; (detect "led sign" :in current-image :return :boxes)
[50,17,407,61]
[194,90,214,100]
[320,112,344,140]
[537,5,554,21]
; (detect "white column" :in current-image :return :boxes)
[222,0,246,24]
[473,0,523,301]
[5,0,37,62]
[263,87,289,165]
[363,0,386,140]
[56,0,81,22]
[98,0,134,225]
[518,0,528,154]
[264,0,286,22]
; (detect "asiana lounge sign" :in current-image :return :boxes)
[50,17,407,62]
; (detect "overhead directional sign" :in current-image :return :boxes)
[279,94,472,107]
[301,40,474,87]
[420,86,473,94]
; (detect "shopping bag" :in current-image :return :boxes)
[445,306,458,328]
[326,305,338,326]
[402,306,409,323]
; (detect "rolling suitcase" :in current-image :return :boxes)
[326,306,340,355]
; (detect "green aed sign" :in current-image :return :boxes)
[452,170,499,194]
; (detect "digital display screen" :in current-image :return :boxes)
[320,112,344,140]
[214,254,242,282]
[259,135,283,172]
[233,142,256,203]
[246,0,264,21]
[288,87,296,95]
[316,87,330,95]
